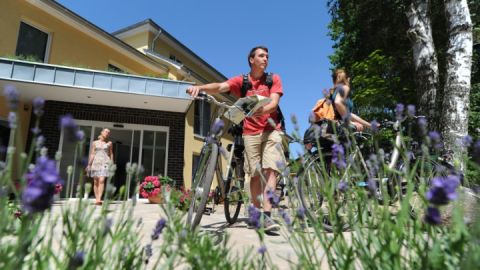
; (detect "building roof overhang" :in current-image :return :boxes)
[113,19,228,82]
[0,58,193,113]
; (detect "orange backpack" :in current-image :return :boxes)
[312,94,336,122]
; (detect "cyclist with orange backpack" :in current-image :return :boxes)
[305,68,372,149]
[330,68,371,131]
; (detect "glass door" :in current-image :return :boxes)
[59,120,169,200]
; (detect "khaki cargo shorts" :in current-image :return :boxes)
[243,130,287,176]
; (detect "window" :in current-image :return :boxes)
[169,54,182,64]
[16,22,49,62]
[107,64,125,73]
[0,120,11,162]
[194,99,210,137]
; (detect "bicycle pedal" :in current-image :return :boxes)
[204,207,214,215]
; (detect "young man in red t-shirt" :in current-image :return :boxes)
[186,46,285,232]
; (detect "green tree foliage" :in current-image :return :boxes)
[350,50,401,120]
[327,0,415,120]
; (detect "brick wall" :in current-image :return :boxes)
[40,100,185,186]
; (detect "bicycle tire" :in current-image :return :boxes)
[224,159,244,224]
[187,143,218,230]
[297,155,356,232]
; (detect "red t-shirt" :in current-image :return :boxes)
[226,73,283,135]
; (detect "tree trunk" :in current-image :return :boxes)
[442,0,473,170]
[406,0,439,124]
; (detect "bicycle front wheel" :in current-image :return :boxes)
[187,143,218,230]
[296,155,325,221]
[224,159,244,224]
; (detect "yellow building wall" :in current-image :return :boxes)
[0,0,164,77]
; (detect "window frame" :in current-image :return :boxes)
[15,20,52,63]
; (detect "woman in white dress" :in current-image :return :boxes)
[86,128,114,205]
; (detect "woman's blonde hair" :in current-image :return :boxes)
[98,128,110,140]
[332,68,349,86]
[329,68,350,95]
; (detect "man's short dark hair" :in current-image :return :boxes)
[248,46,268,67]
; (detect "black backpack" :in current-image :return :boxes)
[240,72,286,132]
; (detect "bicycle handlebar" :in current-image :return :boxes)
[191,91,236,110]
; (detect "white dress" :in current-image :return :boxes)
[89,141,111,177]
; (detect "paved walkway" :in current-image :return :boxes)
[50,199,330,269]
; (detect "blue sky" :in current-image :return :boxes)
[58,0,334,156]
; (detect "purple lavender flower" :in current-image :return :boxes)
[211,119,224,135]
[296,206,305,220]
[144,244,153,264]
[395,103,404,120]
[8,112,16,129]
[366,154,379,178]
[461,135,473,148]
[151,218,166,240]
[68,251,85,269]
[36,135,45,150]
[248,204,261,229]
[60,114,82,142]
[291,113,298,124]
[370,120,379,133]
[22,156,63,213]
[428,131,443,150]
[424,206,441,225]
[76,130,85,142]
[418,117,428,135]
[279,208,292,227]
[32,97,45,116]
[258,245,267,255]
[425,175,460,205]
[276,160,286,171]
[338,181,348,192]
[331,143,347,169]
[3,85,19,110]
[266,189,280,207]
[31,127,41,135]
[406,105,416,118]
[367,179,377,195]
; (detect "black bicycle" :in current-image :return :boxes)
[296,116,460,231]
[186,92,248,229]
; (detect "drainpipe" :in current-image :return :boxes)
[151,29,162,51]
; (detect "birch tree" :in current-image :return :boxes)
[406,0,439,125]
[442,0,473,168]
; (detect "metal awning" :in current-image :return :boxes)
[0,58,194,112]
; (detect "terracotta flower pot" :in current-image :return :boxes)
[148,194,163,204]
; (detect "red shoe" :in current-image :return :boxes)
[95,201,102,206]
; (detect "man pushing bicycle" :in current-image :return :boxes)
[186,46,285,232]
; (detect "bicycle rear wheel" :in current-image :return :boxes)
[297,155,356,232]
[224,159,244,224]
[187,144,218,230]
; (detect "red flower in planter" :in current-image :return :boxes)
[139,176,161,198]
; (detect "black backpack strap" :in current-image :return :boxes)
[240,74,251,97]
[265,72,286,132]
[265,72,273,89]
